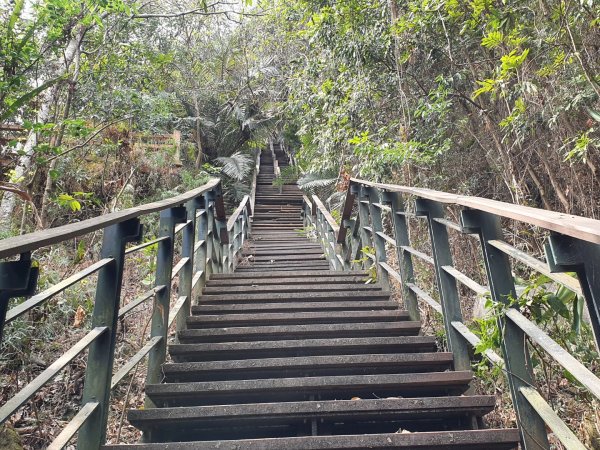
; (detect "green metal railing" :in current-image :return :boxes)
[304,178,600,450]
[0,175,254,448]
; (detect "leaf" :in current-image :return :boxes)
[215,152,253,181]
[297,172,337,190]
[546,294,570,319]
[481,31,504,49]
[73,305,86,328]
[572,295,584,335]
[586,108,600,123]
[1,77,63,122]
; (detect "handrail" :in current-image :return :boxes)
[0,175,255,448]
[311,195,339,234]
[310,176,600,450]
[0,178,224,259]
[343,178,600,245]
[227,195,252,231]
[249,149,261,216]
[303,195,344,270]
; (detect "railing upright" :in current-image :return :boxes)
[416,199,471,373]
[78,218,143,448]
[145,207,186,410]
[383,191,420,321]
[366,187,390,290]
[175,197,203,337]
[461,209,549,448]
[357,186,374,269]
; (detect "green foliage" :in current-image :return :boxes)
[297,171,338,191]
[352,246,377,283]
[273,165,300,188]
[215,152,254,181]
[473,273,596,372]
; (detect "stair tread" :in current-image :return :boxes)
[163,352,453,381]
[103,429,519,449]
[202,283,381,294]
[128,396,496,427]
[177,321,422,341]
[194,290,392,303]
[168,336,436,361]
[146,372,474,405]
[187,310,411,328]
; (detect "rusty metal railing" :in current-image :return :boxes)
[0,177,252,449]
[304,177,600,450]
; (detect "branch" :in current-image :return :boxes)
[0,182,32,202]
[43,115,133,163]
[132,9,265,19]
[131,1,265,19]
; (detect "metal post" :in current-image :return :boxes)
[205,195,217,275]
[383,191,420,322]
[78,219,143,449]
[366,187,390,289]
[546,234,600,349]
[176,197,202,336]
[462,209,549,450]
[145,207,186,408]
[194,201,208,297]
[416,199,471,372]
[357,186,374,270]
[0,253,38,345]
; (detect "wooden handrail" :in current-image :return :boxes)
[345,178,600,244]
[249,149,261,216]
[227,195,251,231]
[311,195,339,234]
[328,175,600,449]
[0,178,223,259]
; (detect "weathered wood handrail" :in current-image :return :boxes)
[249,148,261,215]
[0,178,224,259]
[0,176,254,449]
[309,177,600,450]
[340,178,600,245]
[302,195,344,271]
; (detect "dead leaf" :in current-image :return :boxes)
[73,305,86,328]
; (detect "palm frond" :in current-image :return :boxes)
[297,171,338,190]
[215,152,253,181]
[326,191,346,211]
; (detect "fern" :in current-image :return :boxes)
[297,171,337,190]
[215,152,253,181]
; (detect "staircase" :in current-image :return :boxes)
[104,144,520,449]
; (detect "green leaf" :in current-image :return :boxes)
[586,108,600,123]
[1,77,63,122]
[481,30,504,49]
[546,294,570,319]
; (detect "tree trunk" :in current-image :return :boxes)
[0,26,86,234]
